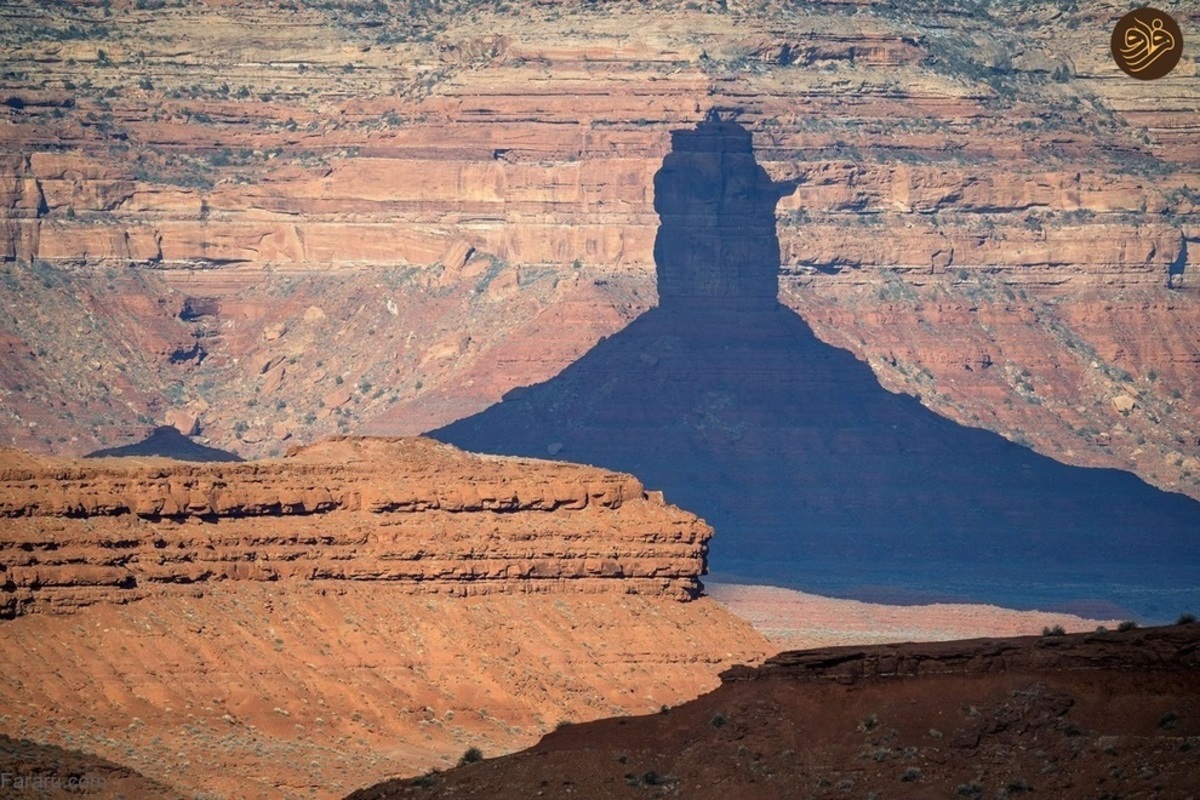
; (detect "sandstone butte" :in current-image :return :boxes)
[0,0,1196,499]
[0,437,773,798]
[0,436,1138,796]
[350,623,1200,800]
[0,437,1125,798]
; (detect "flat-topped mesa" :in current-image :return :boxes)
[0,437,712,617]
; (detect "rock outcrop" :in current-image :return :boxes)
[0,436,712,616]
[0,437,770,798]
[349,624,1200,800]
[721,624,1200,684]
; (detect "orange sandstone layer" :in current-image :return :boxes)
[0,436,771,797]
[0,586,770,800]
[0,436,714,615]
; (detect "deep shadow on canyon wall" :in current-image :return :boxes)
[432,115,1200,620]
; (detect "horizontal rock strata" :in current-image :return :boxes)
[0,436,711,615]
[0,0,1196,502]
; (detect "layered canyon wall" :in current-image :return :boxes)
[0,0,1196,496]
[0,437,769,797]
[0,436,711,616]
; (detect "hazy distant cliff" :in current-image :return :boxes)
[0,0,1196,499]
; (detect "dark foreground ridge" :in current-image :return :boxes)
[348,623,1200,800]
[0,734,185,799]
[85,425,243,462]
[432,114,1200,619]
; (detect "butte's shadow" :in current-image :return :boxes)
[432,114,1200,619]
[86,426,242,462]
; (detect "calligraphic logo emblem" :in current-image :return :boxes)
[1111,7,1184,80]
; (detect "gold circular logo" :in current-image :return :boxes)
[1111,7,1184,80]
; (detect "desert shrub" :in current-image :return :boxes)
[1061,208,1096,224]
[637,771,678,787]
[901,767,922,782]
[1041,625,1066,637]
[857,713,880,732]
[457,747,483,766]
[863,746,889,763]
[1176,613,1197,625]
[625,770,672,787]
[1117,620,1138,632]
[710,712,728,729]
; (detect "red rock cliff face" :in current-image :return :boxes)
[0,436,712,616]
[0,437,769,797]
[0,0,1196,497]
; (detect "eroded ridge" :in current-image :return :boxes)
[723,624,1200,685]
[0,436,711,616]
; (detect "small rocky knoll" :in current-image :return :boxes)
[0,436,712,616]
[349,624,1200,799]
